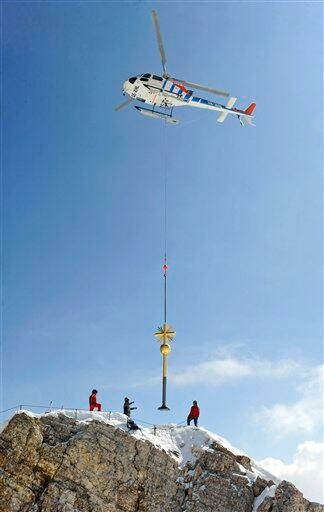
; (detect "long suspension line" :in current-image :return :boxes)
[163,121,168,324]
[163,254,167,324]
[164,143,167,257]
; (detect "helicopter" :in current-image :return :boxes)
[115,10,256,126]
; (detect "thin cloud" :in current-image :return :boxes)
[171,356,301,387]
[254,365,323,437]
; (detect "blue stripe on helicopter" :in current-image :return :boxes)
[190,96,221,108]
[162,79,167,90]
[170,83,175,93]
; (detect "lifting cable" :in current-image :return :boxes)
[163,121,167,260]
[162,121,168,324]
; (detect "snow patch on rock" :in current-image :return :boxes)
[252,484,276,512]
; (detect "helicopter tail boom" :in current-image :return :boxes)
[217,97,237,123]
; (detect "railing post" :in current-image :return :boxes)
[108,411,111,420]
[154,425,157,436]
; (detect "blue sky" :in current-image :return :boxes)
[1,0,323,501]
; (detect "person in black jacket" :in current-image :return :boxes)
[127,418,141,432]
[123,397,137,417]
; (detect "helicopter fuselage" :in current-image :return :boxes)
[124,74,187,109]
[123,73,255,122]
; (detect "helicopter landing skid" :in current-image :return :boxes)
[135,106,179,125]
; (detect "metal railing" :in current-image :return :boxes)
[0,403,187,435]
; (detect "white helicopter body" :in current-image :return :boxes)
[116,11,256,126]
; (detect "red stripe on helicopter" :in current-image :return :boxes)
[172,81,189,94]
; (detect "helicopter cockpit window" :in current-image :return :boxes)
[140,77,149,82]
[129,77,137,84]
[142,73,151,78]
[153,75,163,81]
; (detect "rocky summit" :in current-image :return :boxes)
[0,411,323,512]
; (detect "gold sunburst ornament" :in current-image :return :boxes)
[154,323,176,344]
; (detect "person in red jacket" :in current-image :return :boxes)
[187,400,200,427]
[89,389,102,412]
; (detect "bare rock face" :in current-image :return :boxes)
[0,413,323,512]
[257,496,274,512]
[253,476,269,497]
[0,413,182,512]
[258,481,324,512]
[273,481,310,511]
[182,444,254,512]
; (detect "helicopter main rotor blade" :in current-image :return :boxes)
[115,97,134,111]
[170,77,229,98]
[151,10,167,77]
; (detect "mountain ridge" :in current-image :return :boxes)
[0,410,322,512]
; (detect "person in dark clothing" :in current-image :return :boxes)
[123,397,137,417]
[127,418,141,432]
[187,400,200,427]
[89,389,102,412]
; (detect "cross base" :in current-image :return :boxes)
[158,404,170,411]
